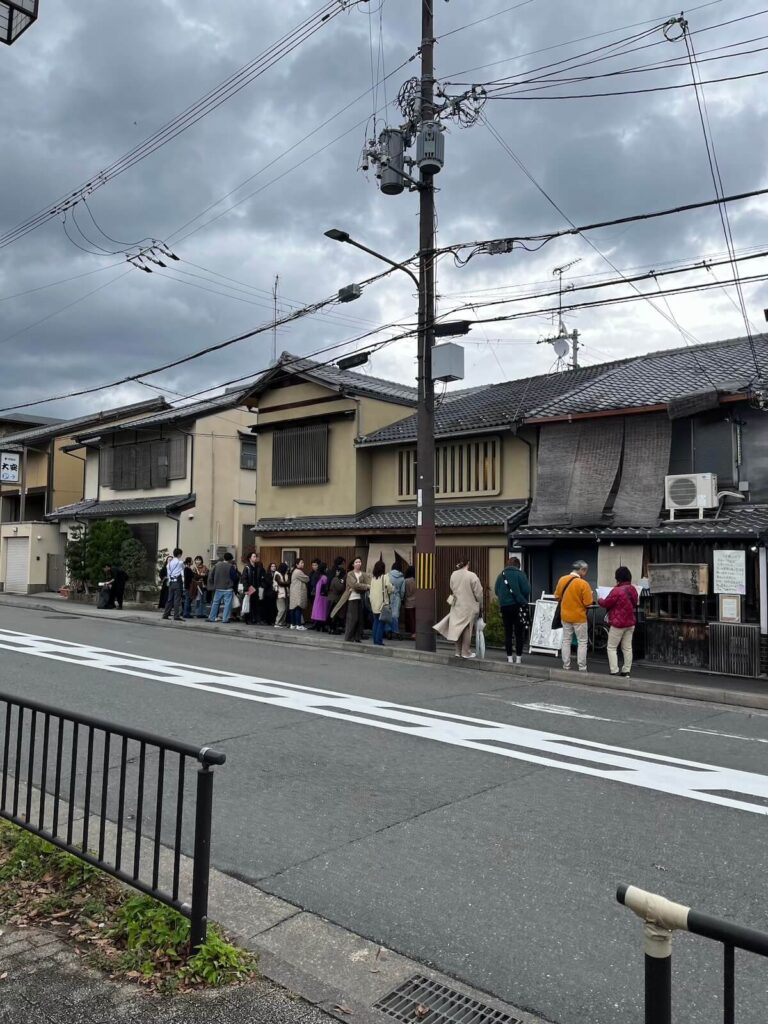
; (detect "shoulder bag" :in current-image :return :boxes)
[551,577,576,631]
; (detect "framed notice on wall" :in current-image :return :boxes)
[718,594,741,623]
[713,549,746,595]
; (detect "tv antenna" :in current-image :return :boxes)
[538,258,582,369]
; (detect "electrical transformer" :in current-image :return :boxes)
[416,121,445,174]
[378,128,405,195]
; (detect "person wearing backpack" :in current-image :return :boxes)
[598,566,638,678]
[494,556,531,665]
[553,560,594,672]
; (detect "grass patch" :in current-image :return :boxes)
[0,819,257,992]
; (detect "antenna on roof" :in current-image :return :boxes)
[537,258,582,370]
[271,275,279,365]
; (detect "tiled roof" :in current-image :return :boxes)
[0,398,168,448]
[513,504,768,541]
[256,501,528,534]
[357,363,614,446]
[78,382,259,437]
[48,493,196,520]
[251,352,418,407]
[358,334,768,445]
[527,334,768,419]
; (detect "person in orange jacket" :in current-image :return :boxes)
[553,560,594,672]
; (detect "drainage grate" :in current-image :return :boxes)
[374,975,522,1024]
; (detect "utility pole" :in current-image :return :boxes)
[414,0,437,652]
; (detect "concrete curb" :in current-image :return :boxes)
[2,592,767,712]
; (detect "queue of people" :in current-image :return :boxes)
[150,548,635,676]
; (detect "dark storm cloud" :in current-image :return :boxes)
[1,0,767,416]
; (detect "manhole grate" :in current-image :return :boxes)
[374,975,523,1024]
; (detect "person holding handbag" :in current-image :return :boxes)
[273,562,290,627]
[494,555,531,664]
[598,566,638,678]
[369,560,394,646]
[332,557,370,643]
[433,558,484,659]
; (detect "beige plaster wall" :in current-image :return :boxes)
[52,438,86,509]
[367,433,532,507]
[0,522,64,590]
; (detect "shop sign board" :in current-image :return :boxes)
[713,549,746,595]
[648,563,709,595]
[0,452,20,483]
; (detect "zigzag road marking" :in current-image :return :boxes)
[2,628,768,815]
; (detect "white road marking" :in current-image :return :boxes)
[680,727,768,745]
[3,628,768,816]
[479,696,614,721]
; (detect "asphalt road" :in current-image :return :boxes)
[1,605,767,1024]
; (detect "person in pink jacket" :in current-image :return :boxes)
[598,566,638,678]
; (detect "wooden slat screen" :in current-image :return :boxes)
[435,545,491,617]
[272,424,328,486]
[168,434,187,480]
[397,439,500,499]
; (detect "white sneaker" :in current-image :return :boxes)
[296,625,306,631]
[507,655,514,664]
[289,625,295,630]
[462,653,477,659]
[578,666,588,672]
[515,656,522,664]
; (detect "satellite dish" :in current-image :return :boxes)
[553,337,570,358]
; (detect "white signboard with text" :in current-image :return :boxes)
[713,549,746,595]
[0,452,20,483]
[529,595,562,657]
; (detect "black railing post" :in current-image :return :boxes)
[723,943,735,1024]
[190,764,214,951]
[644,933,672,1024]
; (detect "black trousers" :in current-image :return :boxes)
[162,578,183,619]
[344,600,364,642]
[501,604,526,657]
[112,583,125,609]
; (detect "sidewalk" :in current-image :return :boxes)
[1,591,767,711]
[0,924,334,1023]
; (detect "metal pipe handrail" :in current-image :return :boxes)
[0,691,225,765]
[617,883,768,1024]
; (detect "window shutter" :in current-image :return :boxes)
[99,446,114,488]
[135,443,152,489]
[150,441,169,488]
[113,446,136,491]
[168,434,187,480]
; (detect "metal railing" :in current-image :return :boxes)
[0,691,225,949]
[617,883,768,1024]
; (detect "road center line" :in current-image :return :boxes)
[2,628,768,816]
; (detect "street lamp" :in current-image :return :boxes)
[0,1,39,45]
[325,227,437,652]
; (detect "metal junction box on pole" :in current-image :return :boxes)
[432,342,465,383]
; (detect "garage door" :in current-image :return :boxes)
[5,537,29,593]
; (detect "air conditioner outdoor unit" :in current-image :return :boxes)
[664,473,718,519]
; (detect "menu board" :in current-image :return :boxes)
[647,563,709,595]
[529,597,562,657]
[713,549,746,595]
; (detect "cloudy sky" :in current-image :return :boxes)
[1,0,767,419]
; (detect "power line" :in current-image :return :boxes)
[486,65,768,99]
[0,1,356,252]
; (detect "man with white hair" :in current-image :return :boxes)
[553,560,594,672]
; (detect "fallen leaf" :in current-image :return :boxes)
[415,1006,431,1020]
[333,1005,353,1015]
[0,972,7,980]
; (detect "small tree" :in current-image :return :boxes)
[118,538,151,599]
[65,524,89,594]
[85,519,133,585]
[156,547,169,584]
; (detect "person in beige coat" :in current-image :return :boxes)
[330,557,371,643]
[434,559,484,659]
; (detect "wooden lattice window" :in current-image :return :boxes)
[272,423,328,486]
[397,437,500,499]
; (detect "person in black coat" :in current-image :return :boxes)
[241,553,266,624]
